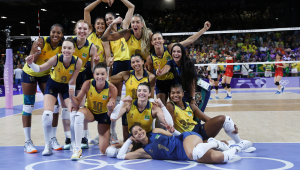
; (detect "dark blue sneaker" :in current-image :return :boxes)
[281,86,284,93]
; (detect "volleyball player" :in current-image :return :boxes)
[274,53,286,94]
[109,54,156,141]
[167,84,246,146]
[21,24,64,153]
[111,82,173,138]
[221,51,233,99]
[61,20,99,150]
[154,21,211,106]
[25,38,82,156]
[207,57,220,99]
[69,62,117,160]
[114,124,252,163]
[101,0,135,143]
[263,61,273,78]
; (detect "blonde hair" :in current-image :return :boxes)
[133,14,151,57]
[74,19,92,35]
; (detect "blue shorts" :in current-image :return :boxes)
[155,79,174,95]
[93,112,111,125]
[122,114,128,126]
[76,71,85,91]
[84,61,93,80]
[112,60,131,76]
[45,78,69,100]
[21,71,49,84]
[192,123,208,140]
[181,131,203,141]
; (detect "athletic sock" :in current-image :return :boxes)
[43,125,52,143]
[64,131,71,139]
[52,127,57,139]
[83,130,88,138]
[226,132,241,144]
[111,121,117,134]
[75,123,83,148]
[23,127,31,141]
[222,148,237,163]
[70,111,76,143]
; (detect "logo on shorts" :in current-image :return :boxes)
[82,53,87,58]
[50,89,53,93]
[144,115,150,121]
[166,56,171,61]
[69,70,74,74]
[149,149,153,153]
[155,134,160,139]
[188,112,192,116]
[102,95,108,100]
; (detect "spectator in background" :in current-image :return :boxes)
[233,60,241,78]
[13,64,23,85]
[241,60,250,78]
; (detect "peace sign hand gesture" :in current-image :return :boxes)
[156,64,165,76]
[160,119,175,133]
[94,50,103,65]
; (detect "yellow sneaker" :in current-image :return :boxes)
[71,147,82,161]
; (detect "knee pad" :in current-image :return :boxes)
[105,147,119,158]
[70,111,77,124]
[275,82,280,86]
[226,84,231,88]
[222,83,226,88]
[53,105,59,113]
[61,108,69,120]
[215,86,219,90]
[192,143,205,160]
[223,116,235,132]
[75,112,85,125]
[42,110,53,126]
[22,105,34,116]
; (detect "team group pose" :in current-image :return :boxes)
[22,0,258,164]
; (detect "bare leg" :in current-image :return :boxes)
[203,115,226,138]
[98,124,110,154]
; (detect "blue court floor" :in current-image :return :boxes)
[0,143,299,170]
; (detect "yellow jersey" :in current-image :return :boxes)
[85,80,110,114]
[110,27,130,61]
[125,70,149,100]
[50,54,78,83]
[23,36,62,77]
[73,37,93,72]
[171,101,198,133]
[87,32,105,62]
[127,99,153,133]
[127,30,149,60]
[150,45,174,80]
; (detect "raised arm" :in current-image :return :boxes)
[84,0,103,33]
[102,17,132,42]
[120,0,135,29]
[89,44,101,71]
[167,21,211,51]
[30,38,44,63]
[102,41,113,66]
[25,54,57,72]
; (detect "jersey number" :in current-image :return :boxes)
[131,88,137,99]
[179,119,193,130]
[121,41,125,52]
[93,101,103,112]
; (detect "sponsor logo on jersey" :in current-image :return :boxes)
[82,53,87,58]
[155,134,160,139]
[166,56,171,61]
[188,111,192,116]
[102,95,108,100]
[69,70,74,74]
[144,115,150,121]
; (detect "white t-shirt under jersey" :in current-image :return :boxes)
[14,68,23,79]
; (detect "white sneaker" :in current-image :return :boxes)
[71,147,82,161]
[230,140,252,153]
[42,142,52,156]
[208,138,230,151]
[24,140,37,154]
[51,137,63,150]
[91,135,99,145]
[110,132,120,144]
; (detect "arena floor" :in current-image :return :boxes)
[1,87,300,170]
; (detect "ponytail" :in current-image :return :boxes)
[133,14,151,57]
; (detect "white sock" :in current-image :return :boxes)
[111,121,117,134]
[75,124,83,149]
[24,127,31,141]
[43,125,52,143]
[70,111,76,143]
[116,96,121,105]
[83,130,88,138]
[192,142,218,160]
[52,127,57,139]
[64,131,71,139]
[223,148,237,163]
